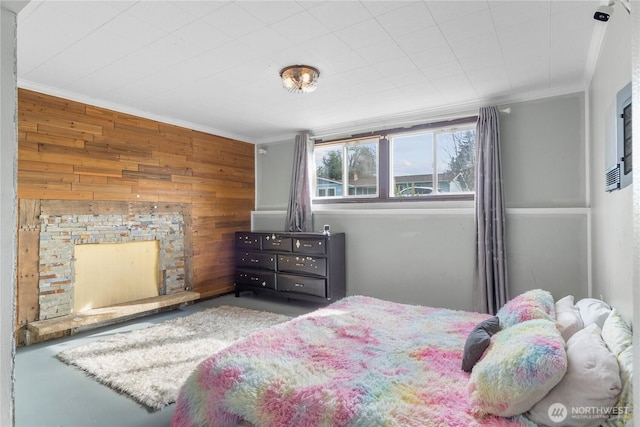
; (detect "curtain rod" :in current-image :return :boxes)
[313,115,474,144]
[311,107,511,142]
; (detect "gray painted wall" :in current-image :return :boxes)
[254,93,589,311]
[501,95,585,208]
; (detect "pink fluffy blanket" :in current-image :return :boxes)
[172,296,535,427]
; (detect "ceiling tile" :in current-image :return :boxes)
[356,40,409,64]
[172,20,234,52]
[410,46,458,69]
[237,1,306,25]
[426,1,489,24]
[239,28,295,56]
[362,1,416,17]
[495,17,550,52]
[199,3,267,39]
[393,26,448,55]
[375,2,436,37]
[437,9,495,43]
[171,1,229,18]
[125,1,197,33]
[269,11,331,43]
[372,55,419,76]
[307,2,373,31]
[17,2,125,74]
[295,33,353,60]
[488,1,550,29]
[335,18,394,50]
[26,28,139,83]
[420,61,464,81]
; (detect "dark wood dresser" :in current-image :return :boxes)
[234,231,345,303]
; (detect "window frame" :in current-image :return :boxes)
[312,116,477,204]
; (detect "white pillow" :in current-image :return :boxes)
[601,308,632,358]
[604,345,633,426]
[575,298,611,329]
[555,295,584,341]
[527,324,622,427]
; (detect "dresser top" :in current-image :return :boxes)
[242,231,344,238]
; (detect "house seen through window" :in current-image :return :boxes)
[313,121,476,202]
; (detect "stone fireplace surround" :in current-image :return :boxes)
[34,201,189,320]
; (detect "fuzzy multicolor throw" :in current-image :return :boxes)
[172,296,536,427]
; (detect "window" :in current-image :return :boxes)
[391,127,476,197]
[314,138,379,198]
[313,119,476,202]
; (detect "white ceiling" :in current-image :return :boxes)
[18,0,605,144]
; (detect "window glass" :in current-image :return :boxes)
[391,133,434,197]
[436,129,476,193]
[315,145,344,197]
[391,127,475,197]
[347,142,378,196]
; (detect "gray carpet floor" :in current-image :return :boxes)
[15,292,321,427]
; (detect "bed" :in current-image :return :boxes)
[172,291,633,427]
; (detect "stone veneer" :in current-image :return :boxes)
[39,212,185,319]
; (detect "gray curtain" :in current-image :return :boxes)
[474,106,508,314]
[286,133,313,232]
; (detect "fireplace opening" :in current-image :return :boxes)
[73,240,160,313]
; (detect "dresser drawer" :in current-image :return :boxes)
[235,269,276,290]
[235,251,276,270]
[278,254,326,276]
[277,274,326,297]
[293,237,326,255]
[235,233,261,250]
[262,234,292,252]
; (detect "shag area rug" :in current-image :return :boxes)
[57,305,290,411]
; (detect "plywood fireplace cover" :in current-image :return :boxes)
[73,240,160,313]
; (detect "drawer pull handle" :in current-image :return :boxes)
[295,263,305,267]
[294,283,304,287]
[250,277,259,281]
[251,259,259,263]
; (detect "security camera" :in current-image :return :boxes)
[594,4,614,21]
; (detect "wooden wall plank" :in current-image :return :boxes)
[42,200,124,215]
[19,199,41,229]
[71,182,133,194]
[18,170,79,184]
[17,230,40,328]
[19,160,74,174]
[19,189,95,201]
[140,164,193,177]
[25,132,86,148]
[36,123,98,141]
[122,170,172,181]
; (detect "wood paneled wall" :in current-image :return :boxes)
[17,89,255,320]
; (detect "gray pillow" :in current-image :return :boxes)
[461,316,500,372]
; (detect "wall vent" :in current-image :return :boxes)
[605,164,620,192]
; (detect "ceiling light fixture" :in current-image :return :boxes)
[279,65,320,94]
